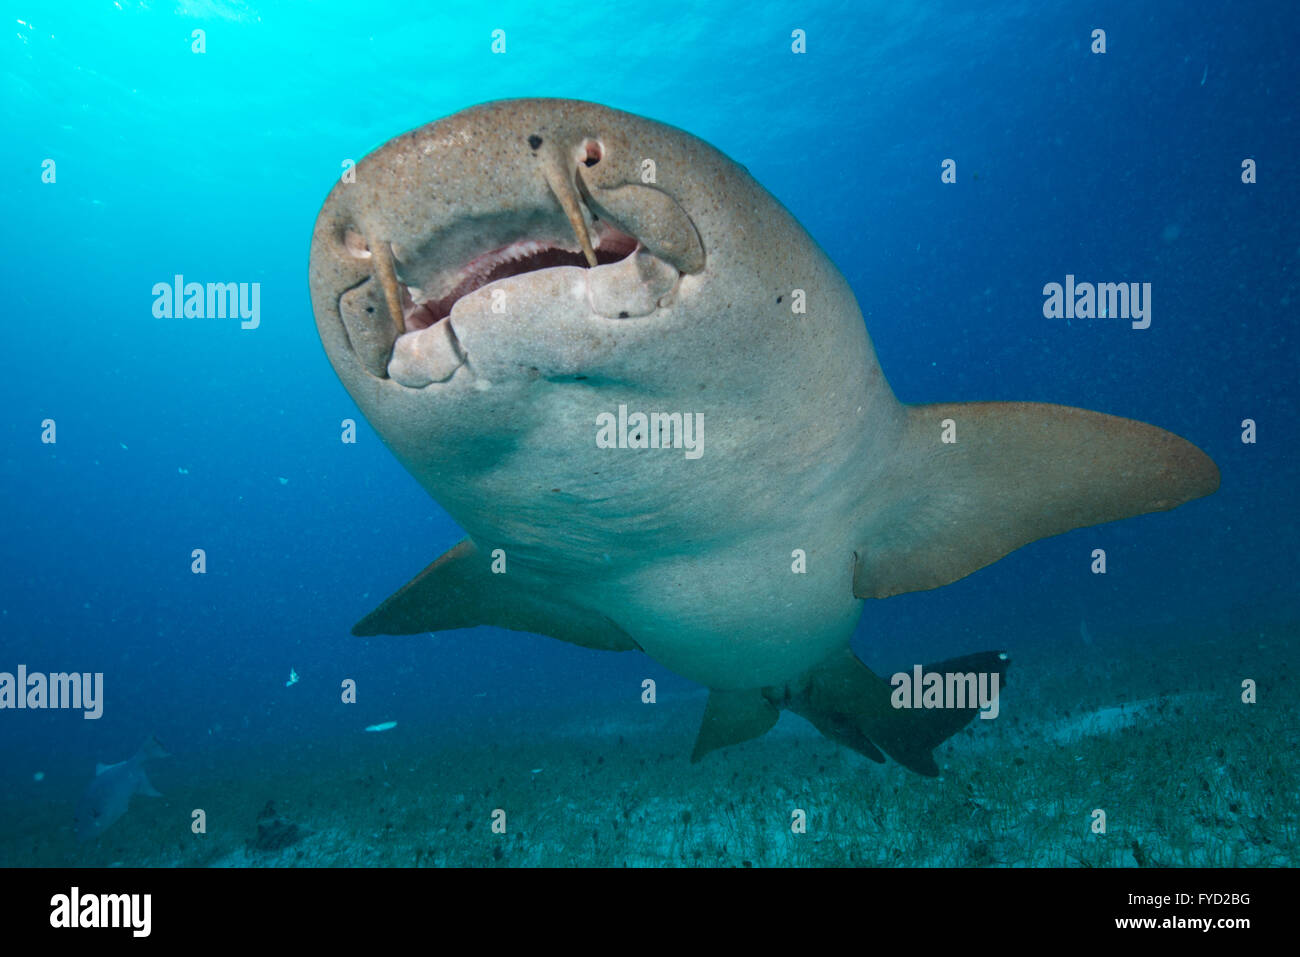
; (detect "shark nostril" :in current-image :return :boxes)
[582,139,602,167]
[344,228,371,259]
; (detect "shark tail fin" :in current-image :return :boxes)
[352,538,639,652]
[854,402,1219,600]
[787,647,1010,777]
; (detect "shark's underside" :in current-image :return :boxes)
[308,99,1219,775]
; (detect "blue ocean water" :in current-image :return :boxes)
[1,0,1296,865]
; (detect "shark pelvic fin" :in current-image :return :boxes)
[352,538,638,652]
[854,401,1219,600]
[690,689,780,763]
[788,647,1010,777]
[689,648,1009,775]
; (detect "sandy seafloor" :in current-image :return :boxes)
[4,617,1295,868]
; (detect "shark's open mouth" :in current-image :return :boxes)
[400,222,641,332]
[360,217,674,389]
[330,150,703,387]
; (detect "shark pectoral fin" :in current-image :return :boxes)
[353,539,486,636]
[855,402,1220,600]
[790,648,1010,777]
[690,689,780,763]
[352,538,638,652]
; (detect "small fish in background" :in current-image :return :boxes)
[74,736,169,843]
[285,668,298,688]
[365,721,397,733]
[1079,619,1093,646]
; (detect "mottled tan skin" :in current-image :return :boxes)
[309,99,1218,770]
[311,99,889,688]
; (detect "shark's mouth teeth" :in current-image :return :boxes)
[403,225,640,331]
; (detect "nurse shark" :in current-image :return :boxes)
[308,99,1218,775]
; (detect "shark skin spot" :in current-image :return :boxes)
[308,99,1219,778]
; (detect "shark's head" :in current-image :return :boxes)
[309,99,877,526]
